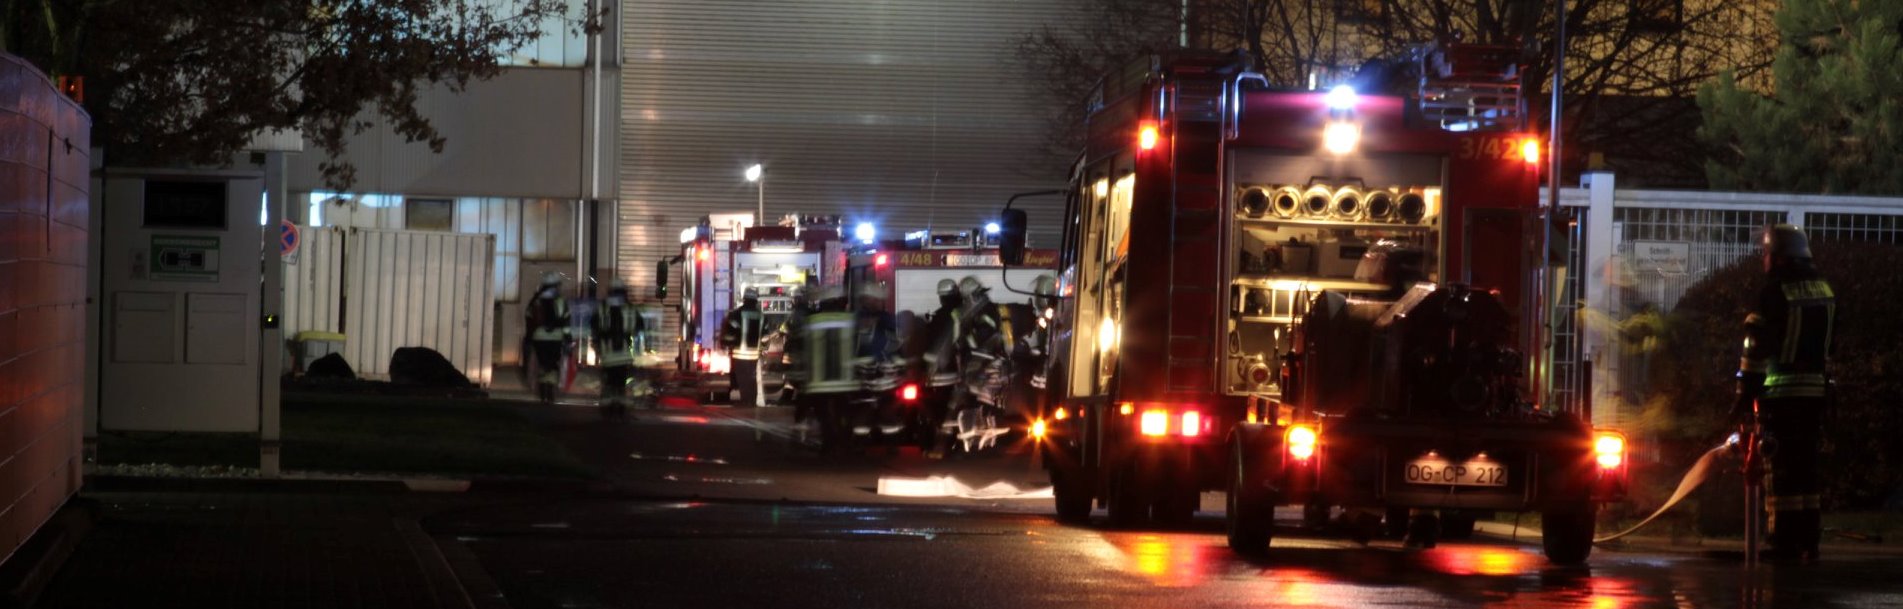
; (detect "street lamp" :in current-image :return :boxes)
[744,163,764,225]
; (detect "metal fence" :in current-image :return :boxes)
[1552,173,1903,428]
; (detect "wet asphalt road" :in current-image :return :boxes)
[438,401,1903,609]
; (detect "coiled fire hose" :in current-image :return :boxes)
[1592,444,1735,543]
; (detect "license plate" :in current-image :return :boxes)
[1404,457,1508,487]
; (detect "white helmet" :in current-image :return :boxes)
[936,278,958,297]
[958,276,986,298]
[607,278,629,296]
[540,272,563,287]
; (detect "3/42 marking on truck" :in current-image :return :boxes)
[1405,457,1509,487]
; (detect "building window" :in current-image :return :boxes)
[406,198,455,231]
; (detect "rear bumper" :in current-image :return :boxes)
[1305,417,1615,512]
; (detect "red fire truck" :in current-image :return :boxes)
[671,214,844,402]
[997,45,1626,564]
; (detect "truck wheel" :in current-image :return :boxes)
[1404,511,1441,549]
[1051,468,1093,524]
[1106,467,1148,528]
[1226,459,1273,556]
[1441,511,1479,540]
[1541,508,1597,565]
[1153,486,1197,528]
[1383,507,1411,539]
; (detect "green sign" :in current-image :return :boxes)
[150,235,221,282]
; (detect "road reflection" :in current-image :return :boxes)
[1091,530,1902,608]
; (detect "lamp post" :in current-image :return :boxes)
[744,164,764,225]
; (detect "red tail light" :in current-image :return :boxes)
[875,253,890,267]
[1181,411,1202,437]
[899,384,919,402]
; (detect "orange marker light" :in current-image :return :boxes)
[875,253,889,267]
[1138,123,1159,151]
[1031,419,1047,439]
[1140,410,1169,436]
[696,247,709,262]
[1053,407,1069,421]
[1521,138,1541,164]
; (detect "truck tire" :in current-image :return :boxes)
[1106,467,1149,527]
[1441,511,1479,540]
[1227,446,1274,556]
[1051,467,1093,524]
[1153,486,1197,528]
[1541,508,1597,565]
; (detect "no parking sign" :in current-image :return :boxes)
[280,219,300,256]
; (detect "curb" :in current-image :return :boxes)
[80,474,635,496]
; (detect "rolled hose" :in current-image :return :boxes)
[1592,444,1732,543]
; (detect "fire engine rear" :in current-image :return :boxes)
[672,214,842,402]
[998,45,1626,564]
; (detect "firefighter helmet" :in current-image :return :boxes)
[936,278,958,297]
[1032,275,1057,296]
[1762,223,1813,271]
[958,276,987,298]
[540,272,563,287]
[742,286,759,299]
[607,278,629,297]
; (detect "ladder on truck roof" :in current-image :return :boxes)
[1164,76,1226,396]
[1416,42,1524,132]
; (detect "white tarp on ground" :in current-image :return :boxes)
[875,475,1054,499]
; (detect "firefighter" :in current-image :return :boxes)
[776,285,814,406]
[525,272,571,404]
[950,275,1015,452]
[721,286,767,407]
[1735,224,1835,563]
[1022,274,1058,394]
[593,278,646,418]
[917,279,965,442]
[800,286,856,451]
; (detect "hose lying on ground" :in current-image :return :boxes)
[1592,445,1733,544]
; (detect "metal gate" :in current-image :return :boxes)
[1551,172,1903,428]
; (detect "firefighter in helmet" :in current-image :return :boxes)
[916,279,965,439]
[1024,275,1058,391]
[951,275,1015,452]
[799,285,855,450]
[593,278,647,417]
[854,282,901,392]
[721,286,767,407]
[1736,224,1835,562]
[775,284,814,406]
[525,272,571,404]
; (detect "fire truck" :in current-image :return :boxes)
[672,213,844,402]
[996,45,1626,564]
[840,231,1059,451]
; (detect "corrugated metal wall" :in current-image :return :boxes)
[0,53,87,569]
[617,0,1074,347]
[343,229,498,385]
[283,226,345,336]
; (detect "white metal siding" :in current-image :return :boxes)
[343,229,498,385]
[617,0,1074,350]
[282,226,345,336]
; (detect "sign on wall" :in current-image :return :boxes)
[149,235,221,282]
[1629,240,1690,275]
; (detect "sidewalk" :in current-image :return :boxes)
[35,489,497,609]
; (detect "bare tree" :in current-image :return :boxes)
[1014,0,1776,186]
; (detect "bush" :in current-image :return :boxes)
[1649,242,1903,510]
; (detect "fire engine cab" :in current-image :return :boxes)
[673,213,843,402]
[997,45,1626,564]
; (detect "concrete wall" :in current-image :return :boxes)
[0,54,89,566]
[287,67,606,200]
